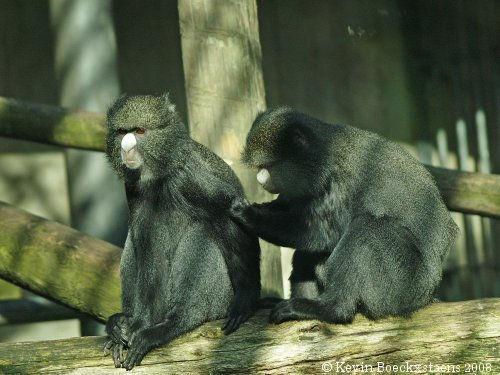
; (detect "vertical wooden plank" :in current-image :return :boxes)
[436,129,467,300]
[456,119,484,298]
[475,109,495,297]
[178,0,283,297]
[50,0,124,334]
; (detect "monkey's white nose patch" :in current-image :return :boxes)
[121,133,137,152]
[257,168,270,185]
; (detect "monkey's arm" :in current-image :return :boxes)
[181,177,262,334]
[220,224,261,335]
[230,197,303,248]
[175,164,261,334]
[104,232,136,367]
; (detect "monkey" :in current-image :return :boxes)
[102,94,260,370]
[230,106,459,325]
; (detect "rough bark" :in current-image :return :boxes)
[0,96,105,151]
[0,299,498,374]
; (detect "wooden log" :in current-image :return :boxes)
[428,166,500,219]
[0,96,499,219]
[178,0,283,296]
[0,96,105,151]
[0,299,498,374]
[0,201,121,322]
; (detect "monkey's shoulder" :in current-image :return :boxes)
[189,141,244,189]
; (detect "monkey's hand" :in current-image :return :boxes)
[104,340,127,368]
[104,313,131,368]
[229,197,251,225]
[223,289,259,335]
[105,313,131,347]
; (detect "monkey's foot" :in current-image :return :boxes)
[122,331,152,371]
[269,298,318,324]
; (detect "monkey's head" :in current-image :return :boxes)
[241,107,328,199]
[105,94,187,177]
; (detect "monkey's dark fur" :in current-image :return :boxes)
[231,107,458,325]
[103,94,260,370]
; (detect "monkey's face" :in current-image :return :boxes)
[242,107,321,199]
[254,162,307,196]
[105,94,186,177]
[117,129,146,169]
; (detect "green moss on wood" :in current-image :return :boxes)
[0,202,121,321]
[0,96,105,151]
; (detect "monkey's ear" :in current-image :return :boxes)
[107,94,128,118]
[161,92,177,113]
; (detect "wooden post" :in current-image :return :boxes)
[50,0,126,335]
[178,0,283,297]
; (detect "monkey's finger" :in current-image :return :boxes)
[123,351,141,371]
[112,325,128,346]
[108,324,128,347]
[112,344,122,368]
[103,340,114,356]
[119,345,127,363]
[223,315,243,335]
[222,317,231,331]
[222,315,237,332]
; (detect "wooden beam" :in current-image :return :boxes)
[0,299,81,326]
[0,299,497,374]
[0,96,105,151]
[0,96,499,219]
[0,201,121,322]
[428,166,500,219]
[177,0,283,296]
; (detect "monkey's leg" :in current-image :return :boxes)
[353,217,437,319]
[269,252,357,325]
[270,222,366,324]
[121,314,200,371]
[290,251,325,299]
[230,198,302,248]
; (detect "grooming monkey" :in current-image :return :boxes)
[231,107,458,324]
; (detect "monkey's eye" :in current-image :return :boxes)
[135,127,146,135]
[117,128,127,135]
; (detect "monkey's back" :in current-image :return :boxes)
[129,183,233,325]
[340,126,459,263]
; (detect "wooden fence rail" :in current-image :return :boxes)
[0,201,121,322]
[0,96,105,151]
[1,96,499,219]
